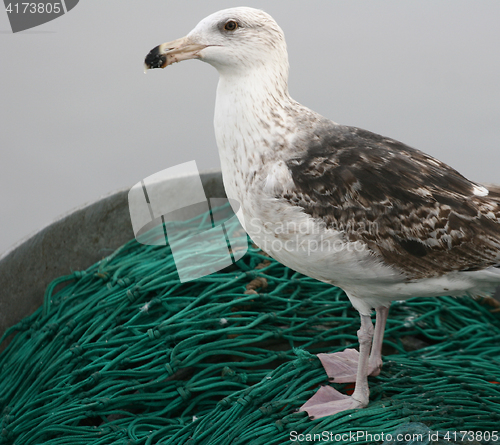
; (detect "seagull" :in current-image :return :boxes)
[144,7,500,418]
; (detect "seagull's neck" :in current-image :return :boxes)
[213,67,295,217]
[214,67,296,161]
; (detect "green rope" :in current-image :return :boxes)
[1,205,499,445]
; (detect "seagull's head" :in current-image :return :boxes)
[144,7,288,76]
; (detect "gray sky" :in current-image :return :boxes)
[1,1,499,256]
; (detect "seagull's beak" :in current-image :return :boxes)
[144,36,207,72]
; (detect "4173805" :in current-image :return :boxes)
[5,3,62,14]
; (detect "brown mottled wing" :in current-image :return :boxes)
[284,125,500,279]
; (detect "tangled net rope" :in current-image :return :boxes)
[1,206,500,445]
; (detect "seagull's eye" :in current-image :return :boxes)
[224,20,239,31]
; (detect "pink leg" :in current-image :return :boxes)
[369,305,389,376]
[300,314,374,418]
[315,305,390,383]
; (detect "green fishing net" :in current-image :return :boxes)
[1,206,499,445]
